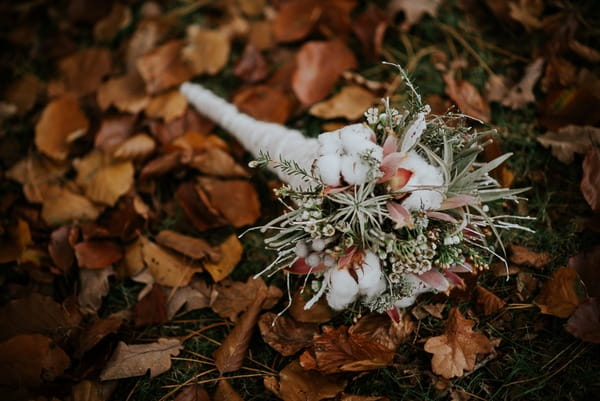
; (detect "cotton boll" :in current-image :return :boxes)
[318,131,342,155]
[340,155,371,185]
[316,154,342,186]
[340,123,375,142]
[326,267,359,310]
[311,238,327,252]
[398,151,445,211]
[306,253,322,267]
[356,251,387,299]
[295,241,309,258]
[323,254,336,267]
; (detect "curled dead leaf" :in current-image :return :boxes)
[94,115,136,154]
[534,266,587,318]
[259,312,318,356]
[156,230,219,261]
[79,267,114,315]
[137,40,193,94]
[212,277,282,322]
[188,147,249,178]
[6,154,69,203]
[309,85,376,120]
[202,234,242,282]
[537,125,600,164]
[113,133,156,160]
[75,150,134,206]
[289,289,333,323]
[94,3,132,42]
[388,0,443,31]
[182,25,231,76]
[49,48,112,97]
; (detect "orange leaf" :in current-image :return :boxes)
[475,286,506,316]
[145,90,188,122]
[137,40,193,94]
[74,240,123,269]
[443,72,490,123]
[97,74,149,113]
[233,85,293,124]
[50,48,112,97]
[182,25,231,76]
[534,266,587,318]
[509,244,550,269]
[197,177,261,228]
[202,234,243,282]
[309,85,376,121]
[141,237,200,287]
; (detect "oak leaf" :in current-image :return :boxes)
[259,312,318,356]
[534,267,587,318]
[100,338,183,380]
[424,308,493,379]
[75,150,134,206]
[566,297,600,344]
[309,86,376,120]
[166,279,215,319]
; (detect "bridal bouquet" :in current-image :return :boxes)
[181,66,529,318]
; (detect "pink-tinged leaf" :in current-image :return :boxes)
[287,258,326,275]
[388,168,413,190]
[439,195,479,210]
[427,211,458,223]
[387,201,414,229]
[386,307,401,323]
[383,135,398,156]
[443,270,465,289]
[417,270,450,291]
[379,152,405,181]
[337,246,358,270]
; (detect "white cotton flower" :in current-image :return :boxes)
[356,251,387,299]
[399,151,445,211]
[295,241,309,258]
[318,131,342,156]
[326,267,359,310]
[311,238,327,252]
[323,254,336,267]
[306,253,322,267]
[340,154,373,185]
[315,154,342,186]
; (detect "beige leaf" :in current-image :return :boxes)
[35,96,89,160]
[424,308,493,379]
[309,86,376,120]
[145,90,188,122]
[182,25,231,76]
[75,150,134,206]
[100,338,182,380]
[141,237,199,287]
[79,267,114,315]
[156,230,220,261]
[113,133,156,160]
[388,0,443,31]
[42,185,102,226]
[97,74,149,113]
[6,154,69,203]
[166,280,214,319]
[537,125,600,164]
[203,234,243,282]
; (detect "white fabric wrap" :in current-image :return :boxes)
[180,82,319,189]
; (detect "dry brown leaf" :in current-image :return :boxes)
[508,0,544,31]
[133,284,168,327]
[126,18,171,74]
[94,115,136,153]
[566,297,600,344]
[259,312,318,356]
[79,267,114,315]
[289,289,333,323]
[212,277,282,322]
[48,226,74,271]
[166,280,215,319]
[581,148,600,212]
[176,181,229,231]
[140,151,183,178]
[94,3,132,42]
[214,287,267,374]
[233,85,292,124]
[388,0,443,31]
[215,379,244,401]
[197,177,261,227]
[141,237,199,287]
[42,185,102,226]
[182,25,231,76]
[265,360,346,401]
[249,20,275,50]
[49,48,112,97]
[75,150,135,206]
[0,334,70,387]
[75,241,122,269]
[352,5,388,60]
[424,308,494,379]
[292,39,357,105]
[234,44,271,83]
[6,154,70,203]
[75,316,123,358]
[422,303,446,319]
[145,90,188,122]
[534,267,587,318]
[174,384,211,401]
[273,0,321,43]
[156,230,219,261]
[113,133,156,160]
[71,380,103,401]
[486,59,544,110]
[509,244,550,269]
[0,218,31,264]
[97,74,149,113]
[35,96,89,160]
[349,312,414,351]
[516,271,538,301]
[443,73,490,122]
[3,73,42,115]
[137,40,193,94]
[309,85,376,120]
[475,286,506,316]
[188,147,249,178]
[202,234,242,282]
[537,125,600,164]
[123,237,145,276]
[100,338,183,380]
[569,245,600,297]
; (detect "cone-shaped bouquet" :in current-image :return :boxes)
[180,66,530,318]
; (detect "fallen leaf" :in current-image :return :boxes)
[508,0,544,31]
[174,384,211,401]
[509,244,550,269]
[79,267,114,315]
[198,177,261,227]
[141,237,199,287]
[424,308,493,379]
[486,58,544,110]
[182,25,231,76]
[151,107,216,144]
[537,125,600,164]
[71,380,104,401]
[145,90,188,122]
[212,277,282,322]
[133,284,168,327]
[289,289,333,323]
[566,297,600,344]
[534,266,587,318]
[5,154,70,203]
[94,3,132,42]
[97,74,149,113]
[35,96,89,160]
[273,0,321,43]
[137,40,193,94]
[75,316,123,358]
[203,234,243,282]
[292,39,357,105]
[156,230,219,261]
[422,303,446,319]
[123,237,146,276]
[259,312,318,356]
[233,85,293,124]
[132,269,156,300]
[113,133,156,160]
[176,181,228,231]
[215,379,245,401]
[75,150,135,206]
[214,286,267,374]
[3,73,42,115]
[569,245,600,297]
[475,286,506,316]
[0,218,31,264]
[49,48,112,97]
[581,148,600,212]
[352,5,388,60]
[75,241,123,269]
[234,44,271,83]
[42,185,102,226]
[48,226,74,271]
[94,115,136,154]
[309,85,376,120]
[388,0,443,31]
[349,312,414,351]
[100,338,183,380]
[0,334,70,387]
[126,18,171,74]
[516,271,538,301]
[188,147,249,178]
[443,73,490,122]
[265,360,346,401]
[140,151,183,178]
[249,20,275,50]
[166,280,214,319]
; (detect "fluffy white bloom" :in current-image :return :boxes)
[355,251,387,299]
[398,151,444,211]
[326,267,359,310]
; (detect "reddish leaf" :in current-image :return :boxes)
[581,148,600,212]
[133,284,168,327]
[259,312,318,356]
[233,85,292,124]
[443,73,491,122]
[150,107,215,145]
[176,181,228,231]
[137,40,193,94]
[566,297,600,344]
[569,245,600,297]
[475,286,506,316]
[75,316,123,358]
[352,5,388,60]
[75,240,123,269]
[197,177,261,228]
[534,266,587,318]
[273,0,321,43]
[94,115,136,153]
[233,44,271,83]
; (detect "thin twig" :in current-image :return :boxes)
[161,373,274,389]
[157,368,217,401]
[437,22,495,76]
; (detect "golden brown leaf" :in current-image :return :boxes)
[259,312,318,356]
[534,267,587,318]
[292,39,357,105]
[182,25,231,76]
[509,244,550,269]
[202,234,242,282]
[100,338,182,380]
[137,40,193,94]
[3,73,42,115]
[141,237,200,287]
[309,85,376,120]
[126,18,171,75]
[197,177,261,228]
[74,240,123,269]
[475,286,506,316]
[0,334,70,387]
[35,96,89,160]
[123,237,145,276]
[233,85,292,124]
[249,20,275,51]
[49,48,112,97]
[349,312,414,351]
[97,74,149,113]
[443,72,490,123]
[0,218,31,264]
[42,185,102,226]
[113,133,156,160]
[71,380,103,401]
[145,90,188,122]
[289,289,333,323]
[566,297,600,344]
[212,277,282,322]
[424,308,493,379]
[6,154,70,203]
[215,379,245,401]
[156,230,219,261]
[94,3,132,42]
[94,115,136,153]
[214,286,267,374]
[188,147,249,178]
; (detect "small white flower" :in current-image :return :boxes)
[365,107,379,125]
[322,224,335,237]
[305,223,318,234]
